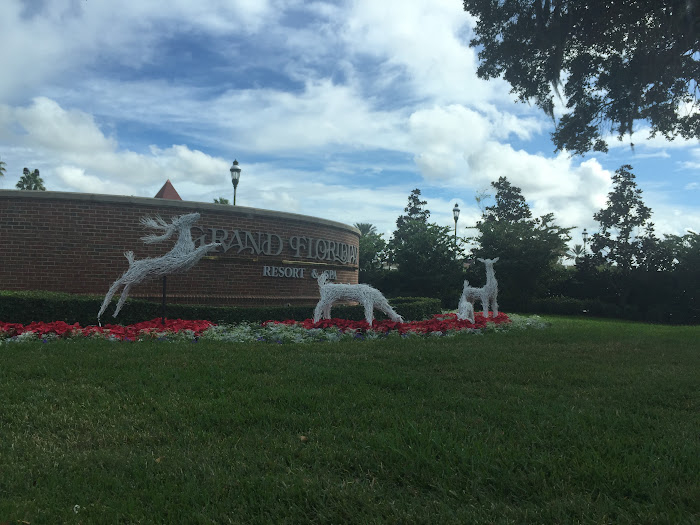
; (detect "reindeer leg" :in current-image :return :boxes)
[98,279,124,320]
[363,301,374,325]
[113,283,133,318]
[313,300,324,323]
[492,296,499,317]
[481,293,489,318]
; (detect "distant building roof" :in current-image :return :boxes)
[154,180,182,200]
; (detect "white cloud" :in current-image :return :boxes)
[0,0,277,102]
[677,148,700,170]
[606,127,699,152]
[0,97,230,196]
[402,102,613,230]
[463,143,612,228]
[342,0,512,107]
[225,80,408,153]
[13,97,117,154]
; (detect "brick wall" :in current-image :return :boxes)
[0,190,360,306]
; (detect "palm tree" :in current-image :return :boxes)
[354,223,377,237]
[566,244,586,263]
[16,167,46,191]
[213,197,230,204]
[0,157,6,182]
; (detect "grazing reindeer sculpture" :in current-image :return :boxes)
[97,213,220,320]
[313,272,403,325]
[457,257,499,320]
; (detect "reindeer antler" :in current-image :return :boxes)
[140,215,174,244]
[140,215,169,230]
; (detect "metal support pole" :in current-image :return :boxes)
[161,275,167,325]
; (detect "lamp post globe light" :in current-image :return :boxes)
[230,160,242,205]
[452,203,460,244]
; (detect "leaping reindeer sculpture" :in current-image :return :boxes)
[97,213,220,320]
[457,257,499,320]
[313,272,403,325]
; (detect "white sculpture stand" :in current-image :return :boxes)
[457,257,499,320]
[98,213,220,320]
[313,272,404,325]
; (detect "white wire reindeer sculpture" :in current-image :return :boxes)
[313,272,404,325]
[457,285,475,324]
[97,213,220,321]
[457,257,500,320]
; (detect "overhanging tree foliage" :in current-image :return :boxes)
[463,0,700,154]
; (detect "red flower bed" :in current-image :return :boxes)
[266,312,510,334]
[0,318,215,341]
[1,313,510,342]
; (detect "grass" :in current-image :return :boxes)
[1,317,698,524]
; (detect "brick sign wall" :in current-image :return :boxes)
[0,190,360,306]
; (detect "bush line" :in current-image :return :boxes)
[0,290,442,326]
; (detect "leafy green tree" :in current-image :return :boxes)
[484,177,532,222]
[470,177,572,309]
[590,165,653,273]
[462,0,699,155]
[386,189,463,305]
[394,189,430,230]
[213,197,230,204]
[672,230,700,323]
[16,168,46,191]
[354,222,386,277]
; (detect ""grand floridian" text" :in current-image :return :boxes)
[192,226,357,265]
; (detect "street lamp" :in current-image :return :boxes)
[582,228,589,253]
[230,160,241,205]
[452,203,460,244]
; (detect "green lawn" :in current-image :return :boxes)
[1,317,698,524]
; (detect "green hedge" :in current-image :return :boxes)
[529,295,686,324]
[0,291,442,326]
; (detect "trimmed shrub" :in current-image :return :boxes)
[0,290,442,325]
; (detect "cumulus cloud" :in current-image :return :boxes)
[0,0,277,102]
[13,97,117,154]
[342,0,511,107]
[0,98,229,196]
[403,103,613,230]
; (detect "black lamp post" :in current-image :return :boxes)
[452,203,460,244]
[582,228,589,253]
[230,160,241,205]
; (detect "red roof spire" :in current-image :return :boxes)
[154,179,182,200]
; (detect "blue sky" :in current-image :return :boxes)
[1,0,698,247]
